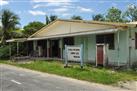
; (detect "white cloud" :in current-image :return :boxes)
[29,10,46,16]
[54,8,68,13]
[32,0,76,3]
[0,0,9,6]
[62,13,71,17]
[77,6,93,12]
[33,2,71,9]
[33,4,42,9]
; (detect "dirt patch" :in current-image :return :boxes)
[118,81,137,91]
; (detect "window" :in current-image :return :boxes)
[63,37,74,45]
[63,37,74,49]
[96,34,115,49]
[135,33,137,49]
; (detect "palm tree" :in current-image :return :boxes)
[0,9,20,45]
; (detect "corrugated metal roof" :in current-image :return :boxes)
[6,19,137,42]
[6,38,27,43]
[29,19,137,38]
[56,19,137,27]
[27,29,118,41]
[127,21,137,24]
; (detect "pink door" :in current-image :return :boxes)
[97,45,104,66]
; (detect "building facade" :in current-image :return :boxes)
[7,19,137,67]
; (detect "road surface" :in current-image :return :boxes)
[0,64,131,91]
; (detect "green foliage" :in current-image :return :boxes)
[0,27,2,39]
[45,15,58,25]
[45,15,50,25]
[6,61,137,84]
[0,44,17,59]
[10,30,25,38]
[0,45,10,59]
[92,5,137,22]
[0,9,20,44]
[92,14,105,21]
[71,15,83,20]
[125,4,137,21]
[106,7,124,22]
[49,15,58,22]
[23,21,45,37]
[131,61,137,71]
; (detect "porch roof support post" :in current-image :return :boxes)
[117,30,120,67]
[47,40,49,58]
[9,43,12,60]
[33,40,37,51]
[60,38,63,59]
[17,42,19,56]
[27,41,29,56]
[128,28,132,68]
[33,40,37,57]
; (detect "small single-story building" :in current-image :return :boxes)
[7,19,137,67]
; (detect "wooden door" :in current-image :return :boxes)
[96,45,104,66]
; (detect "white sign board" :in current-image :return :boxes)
[66,46,81,61]
[64,45,83,68]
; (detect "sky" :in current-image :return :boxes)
[0,0,137,28]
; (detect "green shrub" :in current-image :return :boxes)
[0,45,10,59]
[132,61,137,71]
[0,42,29,59]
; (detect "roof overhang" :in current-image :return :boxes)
[29,19,137,38]
[6,28,118,42]
[7,19,137,43]
[6,38,27,43]
[27,28,118,41]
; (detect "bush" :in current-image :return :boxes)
[0,43,16,59]
[0,42,30,59]
[0,45,10,59]
[132,61,137,71]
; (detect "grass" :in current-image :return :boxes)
[0,60,137,85]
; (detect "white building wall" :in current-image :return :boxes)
[130,28,137,65]
[87,35,96,63]
[74,30,130,66]
[74,35,99,63]
[107,30,129,66]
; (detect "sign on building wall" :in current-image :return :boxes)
[64,45,83,68]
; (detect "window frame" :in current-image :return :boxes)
[96,33,115,50]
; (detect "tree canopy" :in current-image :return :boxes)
[71,15,83,20]
[92,14,105,21]
[105,7,124,22]
[0,9,20,44]
[45,15,58,25]
[23,21,45,37]
[125,4,137,21]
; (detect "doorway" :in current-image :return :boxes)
[37,40,47,57]
[50,40,60,58]
[96,44,105,66]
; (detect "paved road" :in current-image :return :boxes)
[0,64,131,91]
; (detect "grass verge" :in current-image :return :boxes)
[0,60,137,85]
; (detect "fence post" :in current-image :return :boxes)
[64,45,68,68]
[80,44,83,68]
